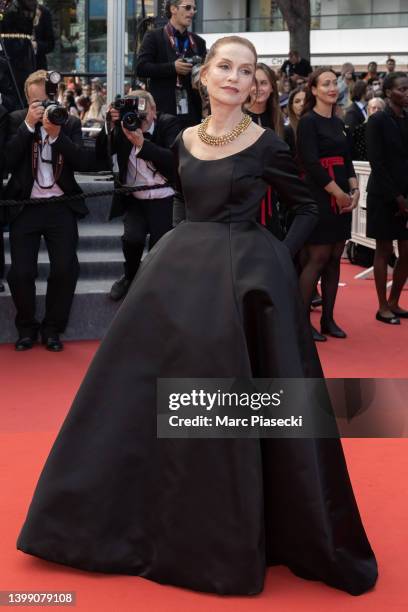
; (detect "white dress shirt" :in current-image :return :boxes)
[355,101,368,121]
[25,122,64,199]
[126,122,175,200]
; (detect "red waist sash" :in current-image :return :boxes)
[320,156,345,213]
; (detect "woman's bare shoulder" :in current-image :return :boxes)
[182,125,200,148]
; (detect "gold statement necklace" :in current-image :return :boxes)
[198,113,252,146]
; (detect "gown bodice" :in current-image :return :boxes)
[173,128,318,255]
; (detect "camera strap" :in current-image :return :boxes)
[32,127,64,190]
[164,23,198,92]
[164,23,198,57]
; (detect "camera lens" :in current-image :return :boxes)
[122,111,141,131]
[47,104,69,126]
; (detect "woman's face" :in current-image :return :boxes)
[388,77,408,108]
[282,78,291,93]
[312,71,338,105]
[254,68,273,105]
[292,90,305,117]
[201,43,256,108]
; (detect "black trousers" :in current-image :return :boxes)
[122,196,173,280]
[7,201,79,338]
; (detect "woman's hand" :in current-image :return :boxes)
[340,189,360,214]
[335,190,352,211]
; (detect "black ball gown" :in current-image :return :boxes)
[17,129,378,596]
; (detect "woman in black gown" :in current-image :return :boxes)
[297,68,360,341]
[366,72,408,324]
[17,38,377,596]
[246,63,285,237]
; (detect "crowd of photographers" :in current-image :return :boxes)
[0,0,407,351]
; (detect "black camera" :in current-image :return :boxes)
[113,96,148,131]
[41,71,68,126]
[182,55,203,85]
[182,55,202,67]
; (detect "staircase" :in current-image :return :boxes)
[0,178,125,344]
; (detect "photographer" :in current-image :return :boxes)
[4,70,90,352]
[96,90,180,301]
[135,0,206,127]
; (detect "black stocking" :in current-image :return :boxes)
[320,241,345,325]
[299,244,332,312]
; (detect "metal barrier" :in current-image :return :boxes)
[351,161,375,251]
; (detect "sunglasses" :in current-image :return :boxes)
[178,4,197,12]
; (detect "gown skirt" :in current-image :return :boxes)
[17,132,378,596]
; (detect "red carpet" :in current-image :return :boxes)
[1,261,407,610]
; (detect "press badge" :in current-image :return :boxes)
[176,88,189,115]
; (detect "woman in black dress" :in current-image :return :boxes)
[284,86,306,157]
[366,72,408,324]
[246,63,285,237]
[17,38,377,597]
[298,67,359,341]
[246,62,285,134]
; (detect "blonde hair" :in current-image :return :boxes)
[202,35,257,69]
[24,70,48,101]
[128,89,156,109]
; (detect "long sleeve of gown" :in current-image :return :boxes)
[262,141,318,256]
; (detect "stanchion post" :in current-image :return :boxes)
[107,0,126,103]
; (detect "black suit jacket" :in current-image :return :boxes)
[366,106,408,202]
[4,110,90,223]
[34,5,55,70]
[344,102,366,131]
[95,112,181,219]
[135,26,207,123]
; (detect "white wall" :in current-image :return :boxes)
[200,27,408,70]
[203,0,246,20]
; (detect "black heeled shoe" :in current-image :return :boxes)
[311,325,327,342]
[320,319,347,338]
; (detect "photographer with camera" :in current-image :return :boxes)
[4,69,90,352]
[96,90,180,301]
[136,0,206,127]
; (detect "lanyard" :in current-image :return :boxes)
[32,128,64,190]
[164,23,198,57]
